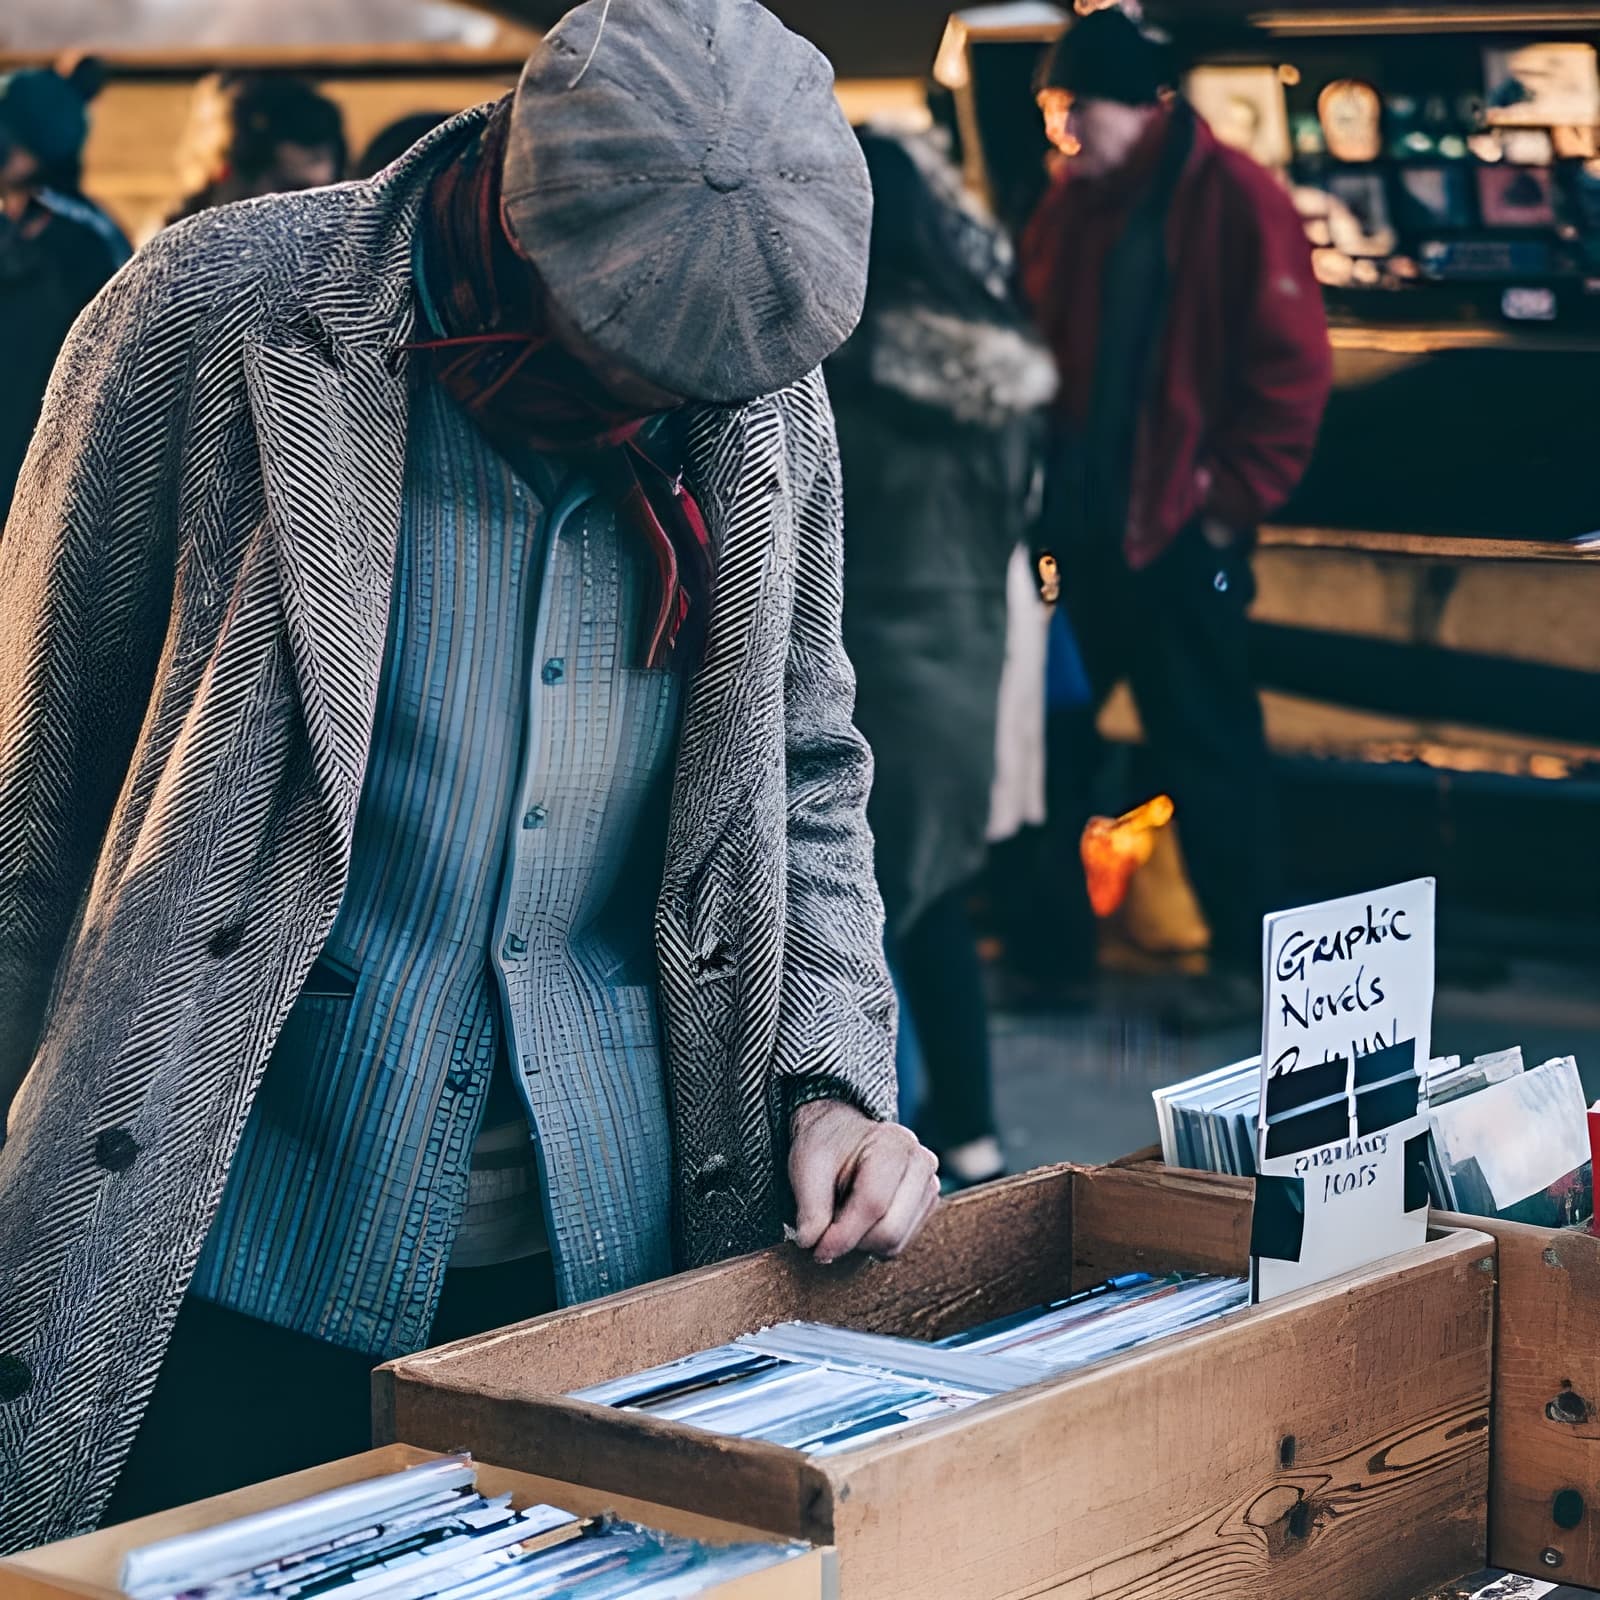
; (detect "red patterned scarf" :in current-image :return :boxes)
[409,99,711,669]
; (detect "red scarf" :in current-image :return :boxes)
[409,99,711,669]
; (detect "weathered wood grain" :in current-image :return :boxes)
[1069,1165,1254,1287]
[382,1381,836,1544]
[827,1233,1492,1600]
[1437,1212,1600,1587]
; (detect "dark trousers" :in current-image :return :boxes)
[103,1255,556,1525]
[1056,527,1280,967]
[890,884,997,1151]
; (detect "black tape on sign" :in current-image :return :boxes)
[1404,1131,1432,1213]
[1357,1072,1422,1136]
[1264,1098,1349,1160]
[1264,1055,1348,1118]
[1353,1037,1416,1089]
[1251,1174,1306,1262]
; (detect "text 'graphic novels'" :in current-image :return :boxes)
[1253,879,1436,1301]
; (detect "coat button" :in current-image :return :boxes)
[522,806,547,830]
[0,1354,32,1402]
[693,942,733,979]
[693,1154,734,1200]
[503,933,529,959]
[208,921,246,958]
[541,658,565,685]
[94,1128,141,1173]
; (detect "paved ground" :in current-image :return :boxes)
[983,953,1600,1171]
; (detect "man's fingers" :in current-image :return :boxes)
[790,1133,841,1251]
[813,1143,912,1265]
[859,1160,942,1261]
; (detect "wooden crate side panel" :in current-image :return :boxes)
[382,1378,837,1545]
[825,1237,1494,1600]
[0,1569,116,1600]
[792,1162,1074,1341]
[1068,1165,1253,1288]
[1444,1213,1600,1585]
[380,1168,1076,1397]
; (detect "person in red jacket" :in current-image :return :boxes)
[1020,7,1331,984]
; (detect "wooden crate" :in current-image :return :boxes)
[0,1444,830,1600]
[1113,1158,1600,1593]
[1433,1212,1600,1589]
[1110,1150,1600,1588]
[376,1163,1496,1600]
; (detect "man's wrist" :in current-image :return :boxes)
[786,1078,873,1132]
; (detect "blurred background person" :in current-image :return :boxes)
[0,57,128,525]
[1020,7,1331,1007]
[170,72,346,221]
[355,109,452,179]
[829,123,1056,1189]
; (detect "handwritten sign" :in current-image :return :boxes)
[1253,879,1435,1301]
[1262,880,1434,1084]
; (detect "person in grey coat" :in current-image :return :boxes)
[829,127,1055,1187]
[0,0,937,1547]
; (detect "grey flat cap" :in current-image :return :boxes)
[502,0,872,405]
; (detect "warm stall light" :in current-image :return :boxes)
[932,15,972,90]
[1081,795,1175,918]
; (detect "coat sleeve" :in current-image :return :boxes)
[1201,170,1334,531]
[770,370,898,1125]
[0,247,186,1126]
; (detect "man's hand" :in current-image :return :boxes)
[789,1100,941,1266]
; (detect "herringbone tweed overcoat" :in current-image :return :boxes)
[0,110,894,1547]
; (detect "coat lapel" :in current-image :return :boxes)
[661,396,791,906]
[239,104,479,857]
[245,336,409,850]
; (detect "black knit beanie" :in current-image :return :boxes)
[1039,8,1166,106]
[0,67,92,173]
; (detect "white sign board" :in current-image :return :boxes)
[1253,879,1436,1301]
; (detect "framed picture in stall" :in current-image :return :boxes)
[1186,65,1293,170]
[1484,42,1600,128]
[1325,170,1398,255]
[1477,164,1558,228]
[1396,166,1475,231]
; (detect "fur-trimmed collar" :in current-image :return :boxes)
[839,301,1057,429]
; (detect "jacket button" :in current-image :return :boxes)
[94,1128,141,1172]
[208,922,246,958]
[0,1354,32,1402]
[693,1154,734,1200]
[693,942,733,979]
[541,658,565,685]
